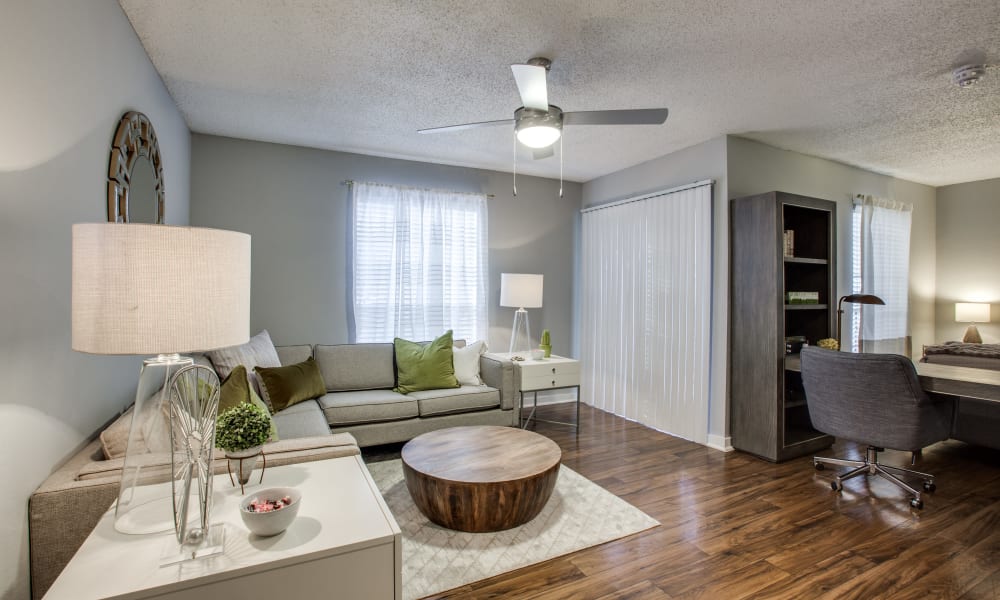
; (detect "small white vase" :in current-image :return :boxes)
[226,445,263,486]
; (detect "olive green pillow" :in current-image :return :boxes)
[393,330,460,394]
[218,365,278,441]
[254,357,326,412]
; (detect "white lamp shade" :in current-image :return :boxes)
[72,223,251,355]
[955,302,990,323]
[500,273,543,308]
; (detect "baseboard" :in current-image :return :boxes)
[706,434,734,452]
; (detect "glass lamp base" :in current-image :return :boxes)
[508,307,533,356]
[159,523,225,566]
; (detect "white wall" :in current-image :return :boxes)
[727,136,937,355]
[0,2,190,598]
[935,177,1000,343]
[189,134,580,358]
[580,136,730,449]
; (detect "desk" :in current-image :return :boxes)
[44,455,401,600]
[785,354,1000,403]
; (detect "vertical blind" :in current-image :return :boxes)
[580,182,712,443]
[351,182,488,343]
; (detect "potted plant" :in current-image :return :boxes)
[216,402,271,488]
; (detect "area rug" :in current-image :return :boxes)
[366,459,659,600]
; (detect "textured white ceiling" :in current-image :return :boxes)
[120,0,999,186]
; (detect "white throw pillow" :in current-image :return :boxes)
[453,340,487,386]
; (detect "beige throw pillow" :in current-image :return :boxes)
[206,330,282,408]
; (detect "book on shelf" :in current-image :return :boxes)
[787,291,819,304]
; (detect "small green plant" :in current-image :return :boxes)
[216,402,271,453]
[540,330,551,346]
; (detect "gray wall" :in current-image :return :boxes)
[0,1,191,598]
[581,136,730,448]
[190,135,580,357]
[935,177,1000,343]
[727,136,937,355]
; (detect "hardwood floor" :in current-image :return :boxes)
[369,403,1000,599]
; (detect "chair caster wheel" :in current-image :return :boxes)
[910,498,924,509]
[814,463,825,471]
[831,480,842,492]
[923,482,936,493]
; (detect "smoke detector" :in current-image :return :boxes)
[952,64,986,88]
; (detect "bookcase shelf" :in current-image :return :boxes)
[730,191,836,462]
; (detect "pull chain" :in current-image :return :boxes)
[559,135,564,198]
[512,134,518,197]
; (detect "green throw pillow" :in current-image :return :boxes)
[218,365,278,441]
[393,330,460,394]
[255,357,326,413]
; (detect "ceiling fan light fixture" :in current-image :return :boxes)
[517,125,561,148]
[514,106,563,148]
[952,64,986,88]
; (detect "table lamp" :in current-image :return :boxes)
[500,273,543,355]
[836,293,885,348]
[72,223,250,547]
[955,302,990,343]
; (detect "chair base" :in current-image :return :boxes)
[814,446,936,509]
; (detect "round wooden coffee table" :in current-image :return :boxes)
[401,425,562,532]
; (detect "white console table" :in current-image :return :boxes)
[44,455,401,600]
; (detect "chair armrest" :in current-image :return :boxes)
[480,354,516,411]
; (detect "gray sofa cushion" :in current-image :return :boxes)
[314,343,395,391]
[271,399,332,438]
[318,389,418,425]
[276,344,313,366]
[409,386,500,417]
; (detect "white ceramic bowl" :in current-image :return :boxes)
[530,349,545,360]
[239,487,302,537]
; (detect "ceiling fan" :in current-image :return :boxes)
[418,57,669,160]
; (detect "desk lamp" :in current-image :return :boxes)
[836,294,885,349]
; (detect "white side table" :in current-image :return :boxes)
[44,455,401,600]
[489,353,581,433]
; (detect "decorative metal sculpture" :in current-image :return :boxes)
[168,364,223,558]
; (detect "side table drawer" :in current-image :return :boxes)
[521,372,580,391]
[518,360,580,379]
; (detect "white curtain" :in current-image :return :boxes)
[351,182,488,343]
[580,182,712,443]
[851,194,912,355]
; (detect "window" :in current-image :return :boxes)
[351,182,488,343]
[850,195,912,354]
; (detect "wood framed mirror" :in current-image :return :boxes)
[107,111,165,223]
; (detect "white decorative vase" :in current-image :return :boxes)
[226,446,263,487]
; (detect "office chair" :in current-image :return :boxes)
[800,346,954,509]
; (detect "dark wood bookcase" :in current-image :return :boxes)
[730,191,836,461]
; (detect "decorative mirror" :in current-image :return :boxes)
[107,111,165,223]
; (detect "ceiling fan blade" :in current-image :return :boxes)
[563,108,669,126]
[418,119,514,134]
[532,146,555,160]
[511,64,549,111]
